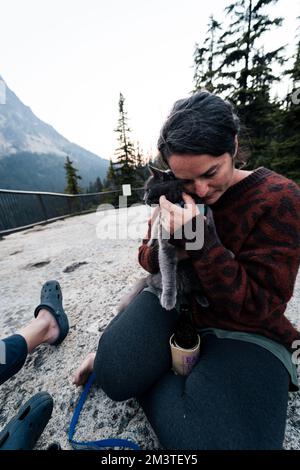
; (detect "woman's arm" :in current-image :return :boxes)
[179,183,300,331]
[138,207,160,274]
[138,207,189,272]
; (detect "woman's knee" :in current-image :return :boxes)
[93,291,178,401]
[93,330,130,401]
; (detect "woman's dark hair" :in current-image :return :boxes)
[157,90,248,169]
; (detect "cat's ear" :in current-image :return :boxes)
[165,169,176,179]
[148,165,166,180]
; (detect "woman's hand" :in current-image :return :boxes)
[159,192,203,235]
[73,352,96,386]
[148,204,160,225]
[159,194,221,254]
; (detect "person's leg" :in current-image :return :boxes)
[0,335,28,386]
[93,290,180,401]
[137,335,290,450]
[0,309,60,386]
[0,280,69,450]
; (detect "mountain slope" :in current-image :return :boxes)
[0,75,109,192]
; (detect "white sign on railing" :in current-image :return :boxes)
[122,184,131,196]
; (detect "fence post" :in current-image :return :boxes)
[79,195,83,212]
[67,196,72,214]
[37,194,48,221]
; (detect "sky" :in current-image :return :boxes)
[0,0,299,161]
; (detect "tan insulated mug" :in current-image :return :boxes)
[169,333,201,376]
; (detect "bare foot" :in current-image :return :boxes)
[37,309,60,344]
[18,308,61,353]
[73,352,96,386]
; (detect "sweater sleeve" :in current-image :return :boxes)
[185,182,300,325]
[138,218,160,274]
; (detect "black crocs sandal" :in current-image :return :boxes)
[0,392,53,450]
[34,280,69,346]
[47,441,62,450]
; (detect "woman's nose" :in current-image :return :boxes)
[194,180,210,198]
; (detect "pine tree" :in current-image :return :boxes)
[113,93,137,186]
[135,141,143,167]
[64,156,82,194]
[94,176,103,192]
[193,15,222,93]
[87,176,104,193]
[211,0,285,169]
[87,182,94,193]
[216,1,284,109]
[269,21,300,184]
[105,158,118,190]
[192,3,300,181]
[285,17,300,99]
[133,141,147,185]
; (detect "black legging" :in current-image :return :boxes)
[94,290,290,450]
[0,335,28,386]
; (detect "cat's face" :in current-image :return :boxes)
[143,166,184,205]
[143,165,205,206]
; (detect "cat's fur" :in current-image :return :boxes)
[116,166,209,312]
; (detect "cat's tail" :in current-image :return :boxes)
[115,276,149,313]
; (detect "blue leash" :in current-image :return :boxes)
[68,372,141,450]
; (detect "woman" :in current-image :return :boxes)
[74,91,300,450]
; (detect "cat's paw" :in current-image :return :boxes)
[160,291,177,311]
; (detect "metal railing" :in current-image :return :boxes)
[0,187,145,236]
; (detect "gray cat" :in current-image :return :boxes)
[116,166,210,312]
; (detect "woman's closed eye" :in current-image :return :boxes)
[180,171,217,184]
[205,170,217,178]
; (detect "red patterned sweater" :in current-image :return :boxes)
[138,167,300,350]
